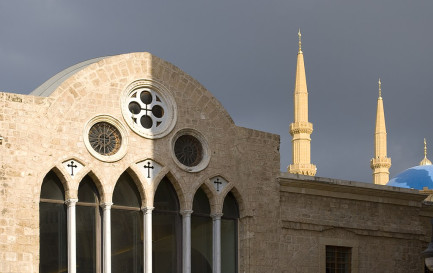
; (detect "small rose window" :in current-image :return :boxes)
[88,122,122,156]
[174,135,203,167]
[171,129,210,172]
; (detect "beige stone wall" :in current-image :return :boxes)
[0,53,281,272]
[279,174,431,273]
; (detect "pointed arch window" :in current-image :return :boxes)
[111,172,143,273]
[191,188,212,273]
[222,192,239,273]
[153,177,182,273]
[39,171,67,273]
[77,175,101,273]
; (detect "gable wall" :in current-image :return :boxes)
[0,53,281,272]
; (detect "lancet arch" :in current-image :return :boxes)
[111,170,144,273]
[155,171,187,212]
[39,166,71,200]
[39,170,68,272]
[191,179,217,214]
[220,185,246,218]
[78,170,106,204]
[116,167,147,207]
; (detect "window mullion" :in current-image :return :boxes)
[66,198,78,273]
[101,203,112,273]
[212,213,222,273]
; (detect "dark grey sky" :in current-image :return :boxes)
[1,0,432,182]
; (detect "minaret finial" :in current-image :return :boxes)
[298,29,302,53]
[420,138,432,165]
[378,78,382,98]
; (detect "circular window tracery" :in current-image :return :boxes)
[174,135,203,167]
[127,88,165,129]
[121,80,177,139]
[171,129,210,172]
[84,115,128,162]
[88,122,122,156]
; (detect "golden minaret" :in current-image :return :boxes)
[419,138,432,166]
[371,79,391,185]
[288,30,316,176]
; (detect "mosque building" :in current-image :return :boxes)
[387,139,433,203]
[1,32,433,273]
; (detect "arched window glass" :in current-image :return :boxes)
[222,192,239,273]
[77,175,101,273]
[191,188,212,273]
[112,172,143,273]
[153,177,182,273]
[39,171,67,273]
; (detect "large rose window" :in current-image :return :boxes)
[122,80,177,139]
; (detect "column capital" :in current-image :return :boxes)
[141,206,154,214]
[100,202,113,210]
[211,213,223,220]
[180,209,193,216]
[65,198,78,207]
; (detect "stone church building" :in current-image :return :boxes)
[1,34,432,273]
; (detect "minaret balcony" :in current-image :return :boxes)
[290,122,313,135]
[370,157,391,169]
[288,163,317,176]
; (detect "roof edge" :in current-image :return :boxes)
[30,56,109,97]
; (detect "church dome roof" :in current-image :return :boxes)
[30,56,108,97]
[387,165,433,190]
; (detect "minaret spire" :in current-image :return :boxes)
[288,30,316,176]
[420,138,432,166]
[371,79,391,185]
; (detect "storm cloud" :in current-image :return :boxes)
[1,0,432,182]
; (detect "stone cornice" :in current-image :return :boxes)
[278,172,427,207]
[281,220,425,241]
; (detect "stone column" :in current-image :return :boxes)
[66,198,78,273]
[212,213,223,273]
[181,210,193,273]
[101,203,112,273]
[142,207,154,273]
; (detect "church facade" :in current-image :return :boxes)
[1,37,432,273]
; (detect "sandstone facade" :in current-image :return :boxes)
[0,52,431,272]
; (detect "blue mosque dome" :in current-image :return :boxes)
[387,165,433,190]
[387,138,433,190]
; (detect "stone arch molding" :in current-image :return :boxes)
[188,173,245,216]
[190,177,218,214]
[39,158,108,202]
[221,185,246,218]
[38,154,245,217]
[38,165,71,200]
[123,159,188,211]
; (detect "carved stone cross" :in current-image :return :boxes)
[67,161,78,176]
[214,178,222,192]
[143,161,154,178]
